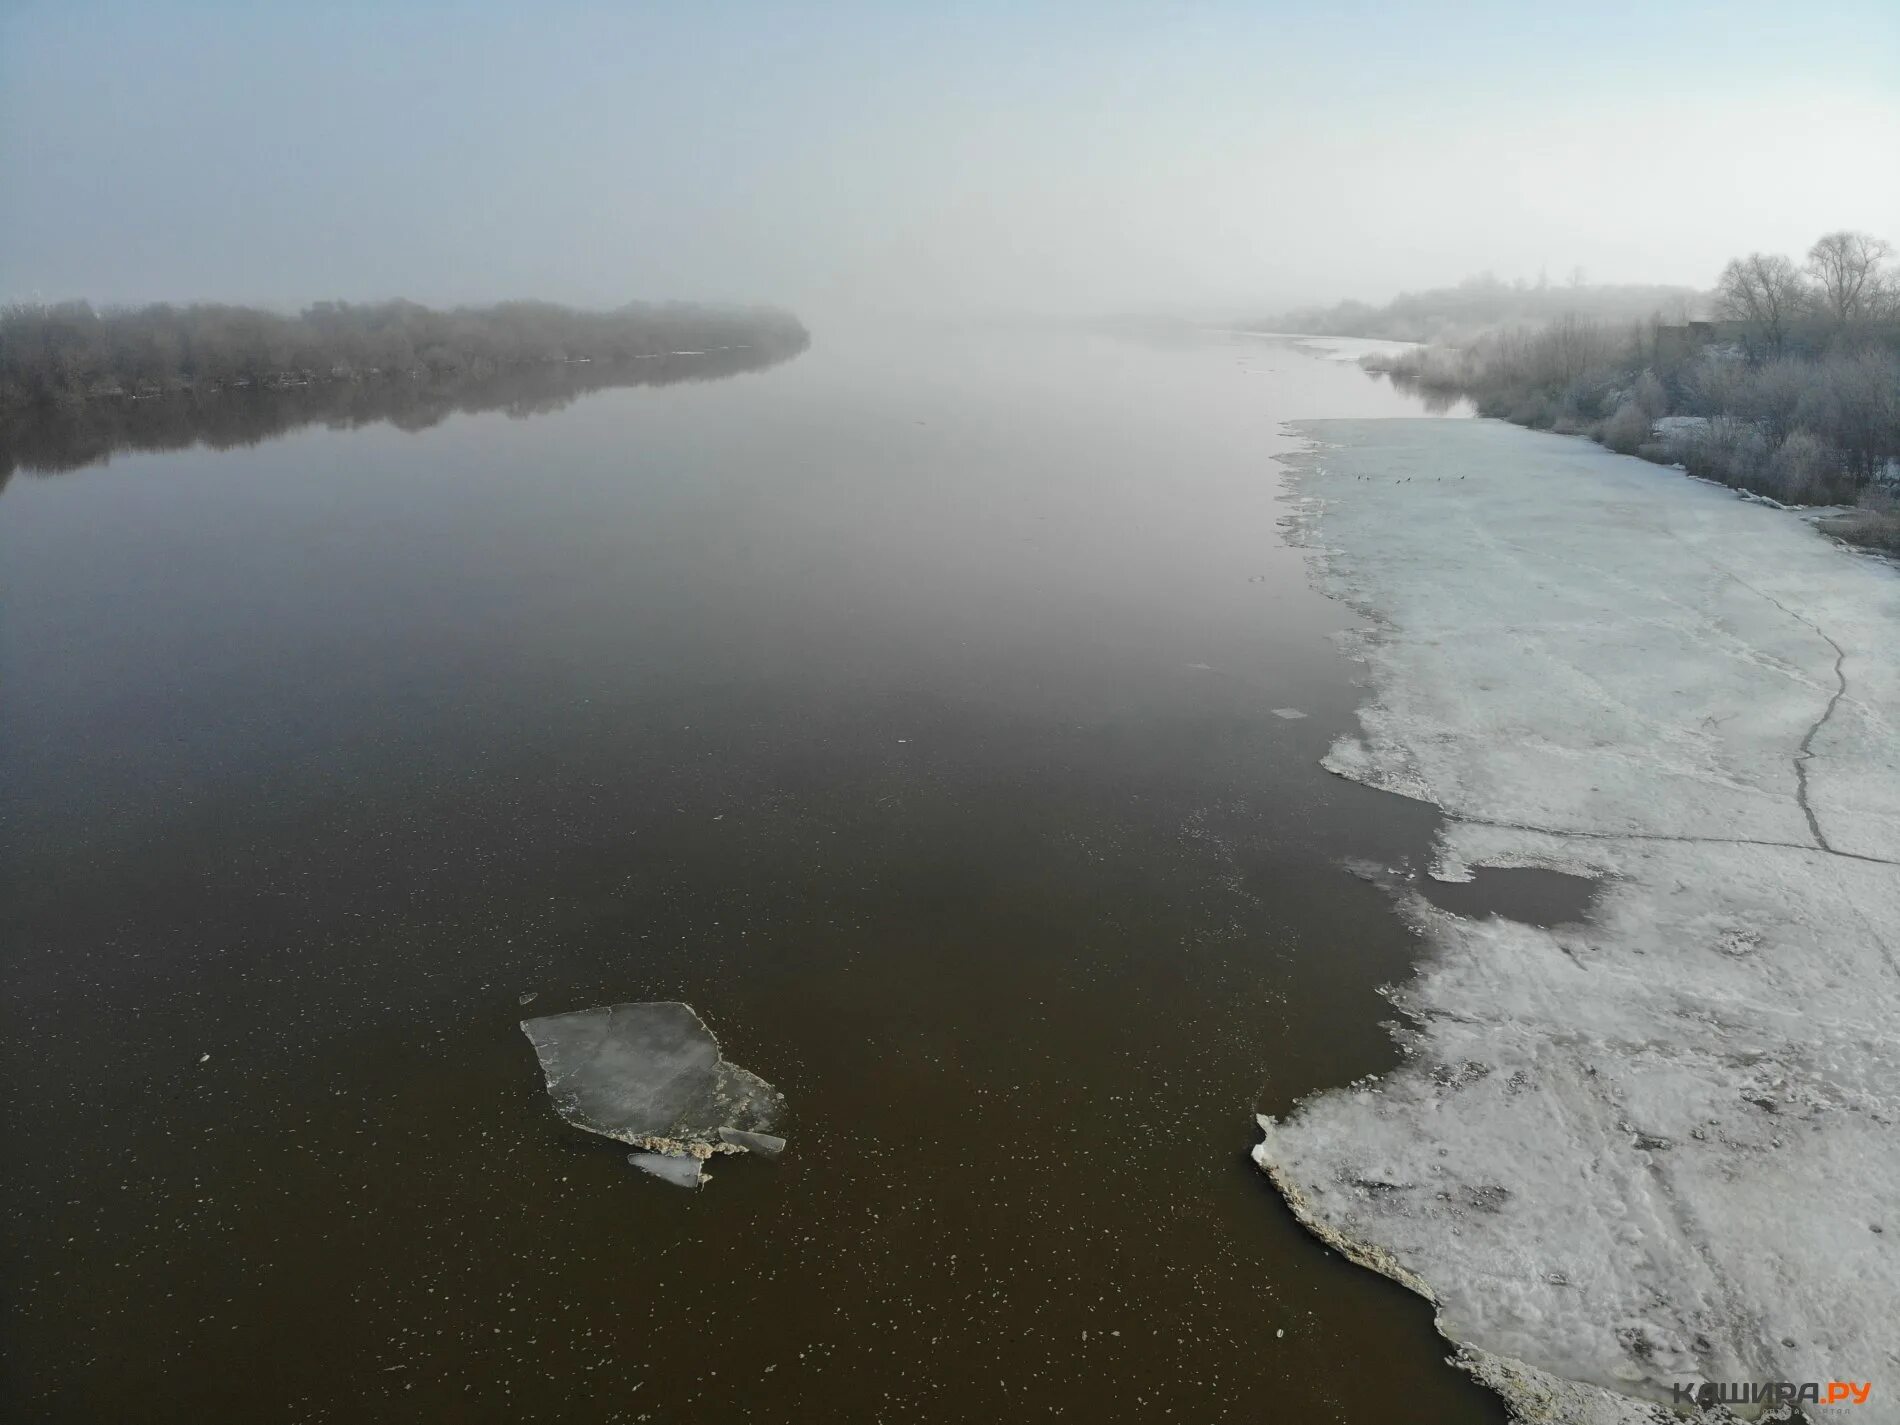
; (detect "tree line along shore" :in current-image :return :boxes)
[0,298,810,411]
[1308,231,1900,556]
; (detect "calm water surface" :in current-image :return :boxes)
[1,325,1506,1422]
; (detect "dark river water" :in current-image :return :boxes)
[1,324,1511,1422]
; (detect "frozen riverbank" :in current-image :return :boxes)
[1259,419,1900,1421]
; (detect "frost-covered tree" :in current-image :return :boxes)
[1715,253,1810,357]
[1805,230,1896,326]
[0,299,810,408]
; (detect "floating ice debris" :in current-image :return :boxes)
[716,1127,786,1158]
[518,990,539,1007]
[627,1151,705,1189]
[521,1001,787,1182]
[1270,708,1307,719]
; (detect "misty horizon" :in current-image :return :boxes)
[4,2,1896,319]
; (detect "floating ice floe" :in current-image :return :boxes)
[625,1150,709,1188]
[716,1126,787,1157]
[1261,418,1900,1424]
[1270,707,1307,719]
[521,1001,787,1189]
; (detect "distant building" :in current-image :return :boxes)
[1655,319,1716,343]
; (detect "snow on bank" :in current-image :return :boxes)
[1259,419,1900,1422]
[1219,330,1428,363]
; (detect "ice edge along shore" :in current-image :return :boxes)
[1256,418,1900,1424]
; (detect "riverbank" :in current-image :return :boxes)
[1359,327,1900,559]
[1259,418,1900,1421]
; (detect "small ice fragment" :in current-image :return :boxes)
[1275,1328,1285,1338]
[1270,708,1307,719]
[717,1127,787,1158]
[198,1053,211,1064]
[518,991,539,1007]
[627,1151,704,1188]
[520,1001,786,1179]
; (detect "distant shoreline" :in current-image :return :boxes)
[0,298,810,412]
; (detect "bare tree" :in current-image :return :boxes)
[1715,253,1809,357]
[1805,230,1895,325]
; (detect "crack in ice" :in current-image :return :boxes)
[1428,811,1900,868]
[1669,544,1859,858]
[1789,623,1849,854]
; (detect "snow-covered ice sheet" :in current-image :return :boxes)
[1258,419,1900,1422]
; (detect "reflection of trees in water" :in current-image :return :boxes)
[0,339,807,486]
[1368,370,1469,416]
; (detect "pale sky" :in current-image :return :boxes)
[3,0,1896,317]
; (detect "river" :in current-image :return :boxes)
[1,322,1522,1421]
